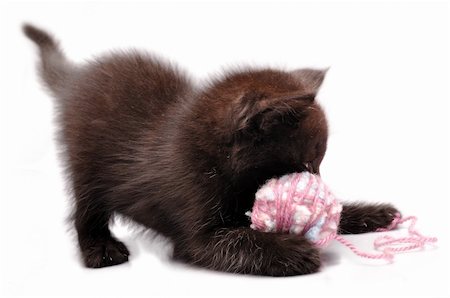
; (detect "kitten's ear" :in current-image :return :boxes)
[291,68,328,95]
[233,91,310,136]
[249,105,302,136]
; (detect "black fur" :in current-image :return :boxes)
[24,24,399,276]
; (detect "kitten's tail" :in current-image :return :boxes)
[23,23,74,96]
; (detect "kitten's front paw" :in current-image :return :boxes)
[82,238,130,268]
[339,203,400,234]
[266,236,321,276]
[370,204,400,231]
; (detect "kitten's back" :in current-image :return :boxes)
[71,51,192,122]
[24,24,194,147]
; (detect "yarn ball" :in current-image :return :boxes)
[246,172,342,248]
[246,172,437,261]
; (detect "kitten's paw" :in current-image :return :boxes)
[267,236,321,276]
[82,238,130,268]
[339,203,400,234]
[369,204,400,231]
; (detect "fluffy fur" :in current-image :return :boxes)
[23,24,399,276]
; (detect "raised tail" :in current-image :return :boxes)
[23,24,73,96]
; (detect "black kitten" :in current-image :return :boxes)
[24,24,399,276]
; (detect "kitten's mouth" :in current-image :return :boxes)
[234,162,311,220]
[303,162,319,175]
[303,162,313,173]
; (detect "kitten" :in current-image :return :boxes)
[23,24,398,276]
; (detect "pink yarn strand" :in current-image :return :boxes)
[335,235,394,261]
[334,213,437,261]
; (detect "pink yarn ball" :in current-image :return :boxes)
[247,172,437,261]
[246,172,343,248]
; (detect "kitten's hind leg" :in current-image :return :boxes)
[338,202,400,234]
[73,186,129,268]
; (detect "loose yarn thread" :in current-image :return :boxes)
[246,172,437,261]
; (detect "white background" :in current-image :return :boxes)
[1,1,449,297]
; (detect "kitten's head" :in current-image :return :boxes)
[194,68,328,181]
